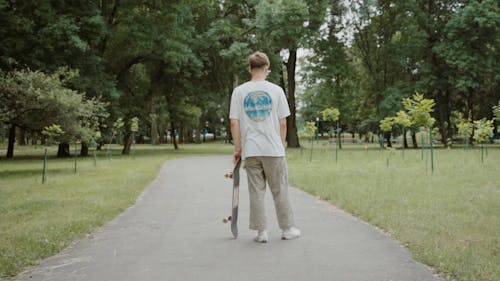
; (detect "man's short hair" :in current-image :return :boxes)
[248,51,270,69]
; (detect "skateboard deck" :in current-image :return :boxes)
[223,158,242,238]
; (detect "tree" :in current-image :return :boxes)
[348,0,428,145]
[402,93,436,129]
[101,1,205,152]
[0,68,107,158]
[0,0,118,156]
[322,107,341,147]
[298,121,318,161]
[300,1,356,145]
[455,112,473,147]
[473,119,494,144]
[434,0,500,136]
[473,118,494,162]
[494,102,500,121]
[393,110,412,148]
[254,0,328,148]
[403,93,436,155]
[379,116,394,147]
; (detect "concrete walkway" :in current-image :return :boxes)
[15,156,440,281]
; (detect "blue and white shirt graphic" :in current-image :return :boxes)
[244,91,272,122]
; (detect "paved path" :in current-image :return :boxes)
[15,156,440,281]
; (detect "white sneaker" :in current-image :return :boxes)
[254,230,268,243]
[282,227,301,240]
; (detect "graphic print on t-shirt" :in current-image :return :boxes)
[244,91,272,122]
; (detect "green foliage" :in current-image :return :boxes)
[494,101,500,121]
[402,93,436,128]
[2,0,498,153]
[348,1,427,132]
[473,118,494,143]
[130,117,140,133]
[0,1,112,99]
[321,107,340,122]
[254,0,310,49]
[0,68,107,144]
[41,125,65,145]
[111,118,124,136]
[288,147,500,281]
[454,112,473,140]
[379,117,394,132]
[380,109,412,134]
[393,110,412,128]
[298,121,317,139]
[434,0,500,93]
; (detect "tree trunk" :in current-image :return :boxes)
[57,143,71,157]
[122,131,133,155]
[364,134,370,143]
[467,89,474,145]
[159,125,165,144]
[195,126,202,144]
[80,142,89,156]
[437,91,450,148]
[188,128,193,143]
[151,118,159,145]
[384,132,392,148]
[31,132,38,145]
[403,131,409,148]
[285,49,300,148]
[179,125,185,144]
[150,96,159,145]
[170,121,178,149]
[411,131,418,148]
[16,127,26,145]
[7,124,15,158]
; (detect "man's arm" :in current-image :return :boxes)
[279,117,287,145]
[230,119,242,163]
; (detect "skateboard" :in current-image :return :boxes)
[222,158,242,238]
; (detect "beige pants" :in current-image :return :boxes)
[245,156,295,231]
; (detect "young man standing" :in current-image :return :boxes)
[229,51,300,243]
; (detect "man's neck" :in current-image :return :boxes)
[250,69,267,81]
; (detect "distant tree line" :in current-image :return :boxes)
[299,0,499,147]
[1,0,498,158]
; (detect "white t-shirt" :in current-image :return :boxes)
[229,80,291,159]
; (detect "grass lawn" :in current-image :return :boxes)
[287,141,500,281]
[1,141,499,281]
[0,143,232,280]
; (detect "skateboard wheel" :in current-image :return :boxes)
[223,216,232,223]
[224,172,233,179]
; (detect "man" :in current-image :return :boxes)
[229,51,300,243]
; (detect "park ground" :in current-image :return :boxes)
[0,142,499,281]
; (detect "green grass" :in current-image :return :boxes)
[0,143,233,280]
[1,141,499,280]
[287,141,500,281]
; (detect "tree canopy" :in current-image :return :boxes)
[1,0,499,157]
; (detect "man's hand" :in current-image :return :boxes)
[233,150,241,164]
